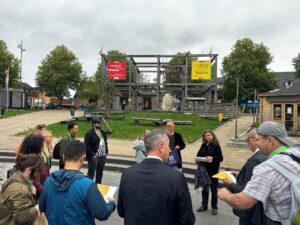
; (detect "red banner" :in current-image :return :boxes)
[107,61,126,80]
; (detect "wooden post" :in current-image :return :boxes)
[235,78,239,139]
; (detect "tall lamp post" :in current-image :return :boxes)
[18,40,25,88]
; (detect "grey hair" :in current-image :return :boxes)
[144,130,168,152]
[247,128,257,138]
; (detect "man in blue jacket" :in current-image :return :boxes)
[39,140,116,225]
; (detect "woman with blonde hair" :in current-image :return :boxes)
[42,130,53,168]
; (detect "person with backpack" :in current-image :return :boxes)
[218,121,300,225]
[54,122,78,169]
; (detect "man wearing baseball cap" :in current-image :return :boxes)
[84,117,110,184]
[218,121,300,225]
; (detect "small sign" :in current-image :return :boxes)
[191,61,211,80]
[107,61,126,80]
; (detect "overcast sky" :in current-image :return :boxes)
[1,0,299,86]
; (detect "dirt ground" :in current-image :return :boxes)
[0,110,264,169]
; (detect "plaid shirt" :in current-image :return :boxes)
[243,148,300,222]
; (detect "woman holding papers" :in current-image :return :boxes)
[196,130,223,215]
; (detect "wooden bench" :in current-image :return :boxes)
[163,120,193,125]
[132,117,163,126]
[60,118,76,124]
[198,114,229,120]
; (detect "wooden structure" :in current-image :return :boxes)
[100,53,218,112]
[132,117,192,126]
[259,85,300,135]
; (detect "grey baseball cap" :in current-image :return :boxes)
[257,121,297,146]
[92,117,102,124]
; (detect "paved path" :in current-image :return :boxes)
[0,110,254,169]
[0,110,83,150]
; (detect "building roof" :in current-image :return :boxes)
[21,82,33,90]
[260,84,300,96]
[274,72,300,88]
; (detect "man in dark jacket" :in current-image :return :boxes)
[223,129,267,225]
[39,140,115,225]
[59,122,78,169]
[118,130,195,225]
[84,117,110,184]
[166,120,186,170]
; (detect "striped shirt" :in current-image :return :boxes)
[243,148,300,222]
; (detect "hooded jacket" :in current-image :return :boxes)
[0,172,38,225]
[39,170,115,225]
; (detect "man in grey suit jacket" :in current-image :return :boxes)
[223,129,267,225]
[117,130,195,225]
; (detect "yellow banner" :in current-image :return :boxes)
[191,61,211,80]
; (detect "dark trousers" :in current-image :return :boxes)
[239,218,256,225]
[265,216,281,225]
[87,155,107,184]
[202,177,218,209]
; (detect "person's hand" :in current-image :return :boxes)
[232,171,239,177]
[31,186,37,196]
[107,196,115,202]
[223,177,232,185]
[205,156,213,163]
[218,188,230,200]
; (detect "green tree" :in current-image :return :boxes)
[292,53,300,77]
[95,50,132,83]
[0,40,20,88]
[222,38,277,101]
[77,76,101,106]
[164,52,210,84]
[36,45,83,102]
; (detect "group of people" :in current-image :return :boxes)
[0,118,299,225]
[131,120,300,225]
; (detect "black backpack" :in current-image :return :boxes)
[53,139,63,159]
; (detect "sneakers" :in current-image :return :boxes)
[211,208,218,215]
[196,206,207,212]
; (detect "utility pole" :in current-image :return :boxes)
[253,89,257,125]
[18,40,25,88]
[235,78,239,139]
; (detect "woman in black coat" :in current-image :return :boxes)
[196,130,223,215]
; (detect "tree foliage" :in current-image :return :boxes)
[0,39,20,88]
[164,52,198,83]
[292,53,300,77]
[222,38,277,101]
[95,50,131,82]
[77,76,101,106]
[36,45,83,101]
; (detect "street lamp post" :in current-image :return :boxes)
[18,40,25,88]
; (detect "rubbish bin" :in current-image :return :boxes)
[0,107,6,116]
[70,108,75,117]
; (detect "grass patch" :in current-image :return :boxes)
[0,109,40,119]
[46,112,221,143]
